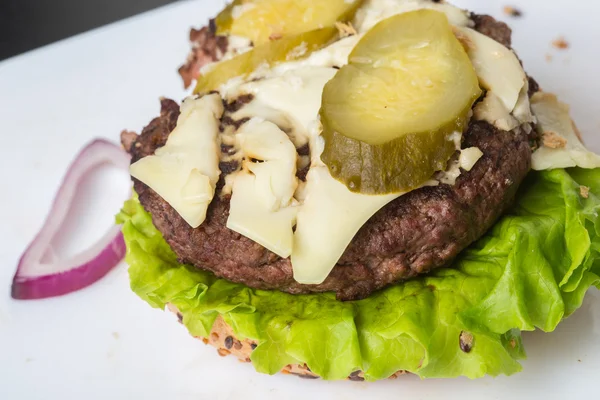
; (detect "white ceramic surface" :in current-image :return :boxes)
[1,1,599,399]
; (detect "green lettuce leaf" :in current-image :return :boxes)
[117,169,600,380]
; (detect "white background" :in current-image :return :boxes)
[1,1,599,399]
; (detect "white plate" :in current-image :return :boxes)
[1,1,599,399]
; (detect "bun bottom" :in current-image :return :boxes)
[167,304,406,381]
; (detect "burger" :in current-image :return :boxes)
[116,0,600,381]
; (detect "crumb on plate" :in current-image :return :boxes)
[503,6,523,17]
[552,37,570,50]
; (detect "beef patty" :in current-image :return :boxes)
[130,15,535,300]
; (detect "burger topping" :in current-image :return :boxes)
[320,10,481,194]
[213,0,364,46]
[473,85,532,132]
[291,166,400,284]
[438,146,484,186]
[227,66,339,148]
[236,119,298,209]
[129,94,223,228]
[456,26,534,133]
[133,2,549,284]
[227,119,299,257]
[456,27,526,113]
[353,0,472,33]
[228,170,297,258]
[194,27,339,95]
[530,92,600,170]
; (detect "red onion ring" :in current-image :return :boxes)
[12,139,131,300]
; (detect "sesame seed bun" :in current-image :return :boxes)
[167,304,405,381]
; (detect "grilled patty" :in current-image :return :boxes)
[128,15,536,300]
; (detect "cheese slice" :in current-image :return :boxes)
[227,171,298,258]
[457,27,526,114]
[473,91,519,131]
[474,82,533,131]
[226,118,299,257]
[129,94,223,228]
[236,118,298,209]
[512,82,535,124]
[229,66,338,147]
[531,92,600,170]
[354,0,472,33]
[291,166,401,284]
[241,67,337,135]
[459,147,484,171]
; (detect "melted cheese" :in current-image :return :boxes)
[236,118,298,209]
[531,92,600,170]
[241,67,337,133]
[229,67,338,146]
[227,171,298,258]
[460,147,484,171]
[291,166,401,284]
[276,35,361,71]
[438,147,484,185]
[512,82,535,124]
[130,94,223,228]
[354,0,472,33]
[474,92,519,131]
[457,27,527,114]
[226,119,299,257]
[474,78,533,132]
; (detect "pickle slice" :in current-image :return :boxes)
[194,27,337,95]
[214,0,363,45]
[320,10,481,194]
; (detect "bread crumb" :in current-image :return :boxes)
[335,22,357,38]
[552,37,570,50]
[112,332,120,340]
[545,53,553,62]
[269,33,282,41]
[543,132,568,149]
[580,186,590,199]
[503,6,522,17]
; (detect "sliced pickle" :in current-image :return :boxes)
[320,10,481,194]
[194,27,337,95]
[214,2,235,34]
[214,0,363,45]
